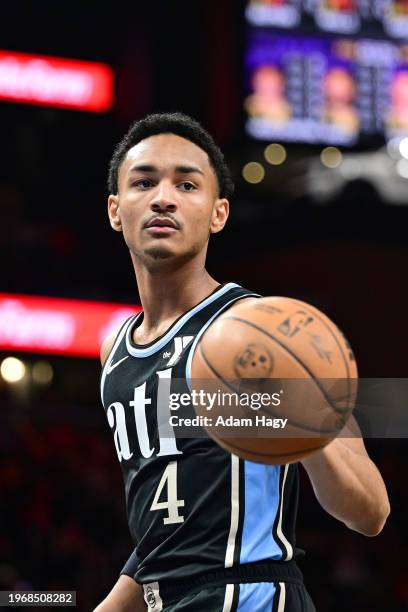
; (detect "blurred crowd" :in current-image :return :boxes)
[0,394,129,611]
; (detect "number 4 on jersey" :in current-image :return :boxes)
[150,461,185,525]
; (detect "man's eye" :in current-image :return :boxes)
[179,182,196,191]
[134,179,153,189]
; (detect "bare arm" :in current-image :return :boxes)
[95,332,146,611]
[100,330,118,367]
[93,576,146,612]
[301,416,390,536]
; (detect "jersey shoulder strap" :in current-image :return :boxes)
[184,282,261,386]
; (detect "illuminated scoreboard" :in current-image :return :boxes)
[246,0,408,38]
[245,0,408,144]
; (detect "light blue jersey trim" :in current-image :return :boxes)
[240,461,283,563]
[125,283,240,358]
[237,582,277,612]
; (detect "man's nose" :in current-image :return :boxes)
[150,182,177,212]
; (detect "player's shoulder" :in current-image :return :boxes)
[100,315,135,367]
[222,284,262,313]
[100,330,118,367]
[226,294,261,312]
[100,312,140,367]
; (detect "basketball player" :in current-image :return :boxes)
[94,113,390,611]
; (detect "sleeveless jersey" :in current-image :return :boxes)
[100,283,301,584]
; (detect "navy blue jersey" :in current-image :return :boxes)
[100,283,301,584]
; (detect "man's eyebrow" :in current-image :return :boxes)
[175,165,205,176]
[129,164,204,176]
[129,164,157,174]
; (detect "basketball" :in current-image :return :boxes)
[191,296,358,464]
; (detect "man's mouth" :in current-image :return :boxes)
[146,225,177,235]
[145,217,179,234]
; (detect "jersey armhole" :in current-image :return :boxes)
[120,547,140,580]
[100,313,141,406]
[185,293,261,392]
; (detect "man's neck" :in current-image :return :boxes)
[131,254,220,344]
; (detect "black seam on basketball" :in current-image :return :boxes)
[329,391,359,413]
[282,297,352,409]
[198,344,340,435]
[215,434,330,458]
[222,315,349,418]
[198,343,235,387]
[198,344,344,435]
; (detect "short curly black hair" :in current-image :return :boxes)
[107,112,234,199]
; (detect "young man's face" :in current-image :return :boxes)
[108,133,229,267]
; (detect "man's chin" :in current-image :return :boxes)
[143,246,174,261]
[132,243,201,267]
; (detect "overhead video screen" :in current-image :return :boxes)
[246,0,408,39]
[245,31,408,145]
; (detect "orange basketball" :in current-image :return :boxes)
[190,296,358,464]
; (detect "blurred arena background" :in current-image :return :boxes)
[0,1,407,610]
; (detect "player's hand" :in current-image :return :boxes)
[93,575,146,611]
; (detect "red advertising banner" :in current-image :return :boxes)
[0,50,114,112]
[0,293,140,358]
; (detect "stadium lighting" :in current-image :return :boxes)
[398,137,408,160]
[396,158,408,179]
[0,50,113,112]
[264,143,286,165]
[32,361,53,385]
[0,293,139,358]
[320,147,343,168]
[387,137,402,159]
[0,356,26,383]
[242,162,265,184]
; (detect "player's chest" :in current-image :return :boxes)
[103,334,196,462]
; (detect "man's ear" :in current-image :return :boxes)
[108,194,122,232]
[210,198,229,234]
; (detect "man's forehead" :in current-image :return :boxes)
[123,133,210,172]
